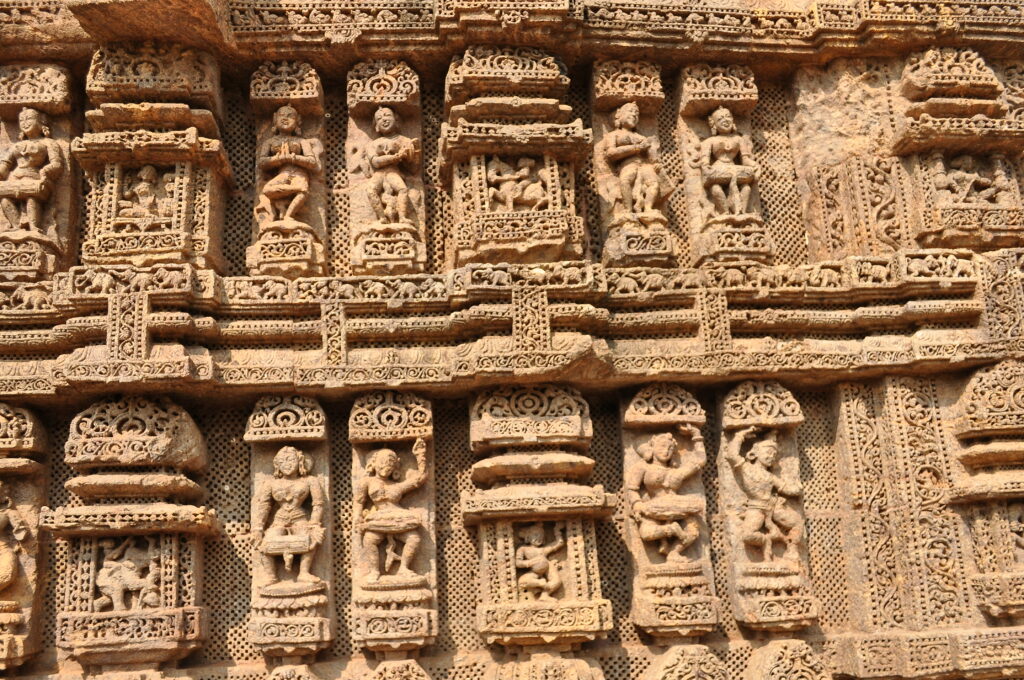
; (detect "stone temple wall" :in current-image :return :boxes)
[4,6,1024,680]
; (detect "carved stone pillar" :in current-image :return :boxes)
[592,60,677,267]
[245,396,332,679]
[951,361,1024,618]
[0,403,45,670]
[440,46,592,268]
[41,396,215,678]
[621,384,717,638]
[246,61,327,278]
[717,381,818,631]
[677,64,770,266]
[74,42,230,271]
[346,61,426,275]
[349,391,435,678]
[462,385,613,680]
[0,64,76,288]
[893,48,1024,250]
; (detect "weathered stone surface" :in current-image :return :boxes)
[3,10,1024,680]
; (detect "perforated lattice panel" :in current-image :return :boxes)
[752,84,808,267]
[221,85,256,277]
[25,385,871,680]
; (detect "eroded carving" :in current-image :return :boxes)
[622,384,718,638]
[719,382,818,631]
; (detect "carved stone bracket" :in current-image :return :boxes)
[346,61,426,275]
[41,396,213,675]
[718,381,818,631]
[247,61,327,279]
[245,396,332,674]
[350,391,436,653]
[622,384,718,638]
[952,361,1024,617]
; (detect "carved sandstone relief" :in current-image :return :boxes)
[0,64,75,286]
[0,404,44,671]
[718,381,818,631]
[350,391,435,680]
[440,46,591,268]
[74,42,230,272]
[246,395,332,679]
[678,64,769,267]
[347,60,426,276]
[463,385,613,680]
[41,396,214,677]
[247,61,327,278]
[592,60,677,268]
[621,384,717,638]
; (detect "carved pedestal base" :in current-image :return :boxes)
[919,206,1024,249]
[694,218,772,265]
[0,233,60,282]
[972,572,1024,617]
[454,211,584,266]
[602,222,677,268]
[58,607,206,666]
[351,223,427,275]
[246,221,327,278]
[485,649,605,680]
[632,563,718,637]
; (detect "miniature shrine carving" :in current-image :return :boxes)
[75,42,229,271]
[440,46,591,268]
[41,396,214,677]
[463,385,613,680]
